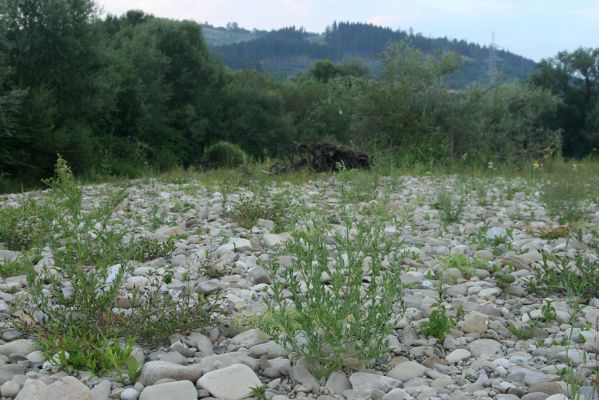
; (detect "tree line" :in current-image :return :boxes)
[0,1,597,188]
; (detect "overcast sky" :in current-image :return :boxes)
[99,0,599,61]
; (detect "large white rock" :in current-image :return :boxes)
[217,238,253,254]
[349,372,402,392]
[386,361,427,381]
[468,339,503,358]
[15,377,91,400]
[197,351,259,373]
[545,395,569,400]
[0,339,37,357]
[461,312,488,333]
[198,364,261,400]
[446,349,472,363]
[138,361,202,386]
[139,380,197,400]
[262,233,291,249]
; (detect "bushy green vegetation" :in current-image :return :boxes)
[1,1,597,188]
[268,213,403,378]
[528,252,599,302]
[203,141,247,168]
[13,158,212,379]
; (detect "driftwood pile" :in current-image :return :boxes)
[269,142,372,174]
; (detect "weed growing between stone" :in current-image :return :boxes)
[528,252,599,302]
[434,189,466,223]
[268,212,403,378]
[14,157,212,380]
[420,300,457,340]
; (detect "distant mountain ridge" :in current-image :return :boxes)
[202,22,537,86]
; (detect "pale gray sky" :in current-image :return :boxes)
[99,0,599,61]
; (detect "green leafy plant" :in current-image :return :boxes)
[538,225,571,240]
[440,254,489,279]
[268,214,403,378]
[0,199,58,250]
[229,192,290,231]
[494,271,516,290]
[420,300,457,340]
[507,321,537,340]
[20,158,213,377]
[527,252,599,302]
[125,237,175,262]
[434,189,465,223]
[540,299,557,323]
[0,253,38,278]
[250,385,268,400]
[38,326,140,383]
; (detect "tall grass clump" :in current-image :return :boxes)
[268,213,403,378]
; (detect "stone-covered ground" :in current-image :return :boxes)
[0,173,597,400]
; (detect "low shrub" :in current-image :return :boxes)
[268,214,403,378]
[203,141,246,168]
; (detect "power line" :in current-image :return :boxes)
[488,31,498,85]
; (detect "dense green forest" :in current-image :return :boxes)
[0,1,598,188]
[211,22,536,86]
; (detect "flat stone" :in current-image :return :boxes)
[507,367,559,386]
[382,388,412,400]
[478,287,502,299]
[232,329,269,347]
[15,379,47,400]
[1,380,20,398]
[0,340,36,356]
[528,381,563,395]
[325,372,351,395]
[90,380,111,400]
[16,377,92,400]
[139,380,197,400]
[386,361,427,381]
[262,233,292,249]
[197,351,259,373]
[521,393,550,400]
[198,364,261,400]
[446,349,472,364]
[0,364,25,385]
[247,266,272,284]
[289,359,320,392]
[261,357,290,378]
[195,279,225,295]
[557,349,586,366]
[468,339,502,358]
[486,227,507,240]
[217,238,253,254]
[185,332,213,356]
[349,372,402,392]
[138,361,202,386]
[545,395,568,400]
[461,312,488,334]
[120,388,139,400]
[248,341,287,358]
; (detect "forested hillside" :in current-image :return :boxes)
[211,22,536,86]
